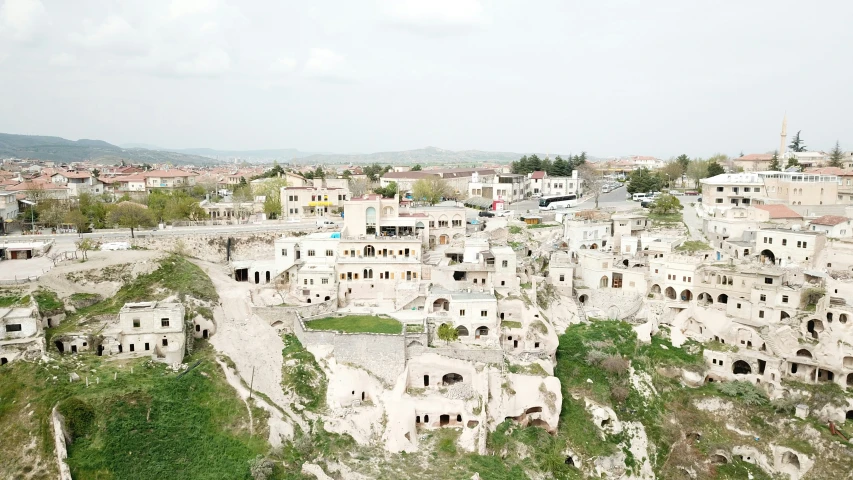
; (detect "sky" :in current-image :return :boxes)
[0,0,851,158]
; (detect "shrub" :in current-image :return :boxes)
[610,384,630,403]
[716,381,768,406]
[601,355,630,376]
[248,455,274,480]
[57,397,96,442]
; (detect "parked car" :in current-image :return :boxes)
[495,210,513,217]
[640,200,653,208]
[316,219,336,228]
[531,193,542,199]
[684,191,699,196]
[478,210,495,218]
[669,190,680,195]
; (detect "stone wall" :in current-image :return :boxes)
[428,346,504,364]
[253,298,337,328]
[575,289,644,320]
[91,230,314,263]
[292,315,406,385]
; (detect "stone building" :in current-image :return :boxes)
[101,302,187,364]
[0,305,43,365]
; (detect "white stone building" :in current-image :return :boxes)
[102,302,187,364]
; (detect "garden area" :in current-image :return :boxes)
[305,314,403,334]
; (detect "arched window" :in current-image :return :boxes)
[364,245,375,257]
[366,207,376,224]
[363,268,373,279]
[456,326,469,336]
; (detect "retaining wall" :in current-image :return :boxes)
[292,315,406,385]
[253,298,337,328]
[428,346,504,364]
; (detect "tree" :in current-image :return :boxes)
[675,154,690,176]
[437,323,458,344]
[363,163,391,182]
[106,203,155,238]
[412,176,452,205]
[829,141,844,168]
[707,161,725,177]
[626,168,663,194]
[578,163,606,209]
[768,151,781,171]
[75,238,95,261]
[686,160,709,188]
[649,194,683,215]
[551,156,570,176]
[789,130,806,152]
[660,161,684,187]
[348,178,372,197]
[785,157,801,170]
[341,169,352,179]
[411,164,423,171]
[65,209,90,235]
[374,181,398,198]
[263,194,281,219]
[39,202,67,231]
[313,166,326,180]
[91,168,100,178]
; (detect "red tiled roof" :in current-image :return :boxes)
[805,167,852,176]
[753,204,802,219]
[737,154,773,161]
[810,215,849,226]
[530,171,546,179]
[52,171,92,179]
[142,169,196,178]
[6,182,67,191]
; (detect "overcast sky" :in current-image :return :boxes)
[0,0,850,158]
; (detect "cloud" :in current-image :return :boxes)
[71,15,148,55]
[381,0,487,35]
[169,0,219,20]
[304,48,352,81]
[0,0,45,42]
[49,52,76,67]
[173,48,231,77]
[270,56,297,73]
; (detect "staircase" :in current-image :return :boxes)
[424,251,443,266]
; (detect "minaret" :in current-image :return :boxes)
[779,114,787,157]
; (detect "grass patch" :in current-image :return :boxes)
[527,223,559,229]
[501,320,522,329]
[648,212,683,223]
[0,294,22,307]
[0,345,268,480]
[508,363,549,376]
[306,315,402,334]
[638,335,703,368]
[520,282,532,290]
[508,225,523,234]
[34,288,63,313]
[676,240,712,253]
[69,293,100,302]
[405,324,424,333]
[281,334,327,411]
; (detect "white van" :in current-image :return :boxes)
[316,219,336,228]
[632,193,651,201]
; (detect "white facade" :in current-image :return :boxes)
[104,302,187,364]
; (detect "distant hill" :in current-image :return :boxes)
[296,146,528,166]
[0,133,218,166]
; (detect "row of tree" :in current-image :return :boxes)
[510,153,587,176]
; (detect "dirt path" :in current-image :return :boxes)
[191,260,309,437]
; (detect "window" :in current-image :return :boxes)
[162,339,168,346]
[502,260,508,267]
[321,278,329,284]
[737,303,742,309]
[452,219,462,227]
[782,295,788,303]
[326,250,334,256]
[796,241,801,248]
[716,187,724,192]
[307,250,315,256]
[304,279,308,285]
[281,249,287,256]
[438,220,448,227]
[764,277,773,284]
[754,187,760,193]
[481,310,488,317]
[429,221,435,228]
[310,279,314,285]
[802,242,807,248]
[744,187,750,192]
[559,274,565,282]
[459,309,466,316]
[133,318,140,328]
[161,318,170,327]
[760,294,766,301]
[716,199,723,203]
[782,239,787,246]
[343,250,349,256]
[655,269,659,273]
[759,310,765,318]
[5,324,21,332]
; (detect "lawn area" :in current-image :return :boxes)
[648,212,683,223]
[305,315,403,334]
[676,240,712,253]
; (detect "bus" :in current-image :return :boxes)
[538,194,578,210]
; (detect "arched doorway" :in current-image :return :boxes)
[433,298,450,311]
[697,292,713,305]
[796,349,812,358]
[578,294,587,304]
[475,326,489,339]
[717,294,728,304]
[456,326,469,337]
[364,245,375,257]
[590,243,599,250]
[265,271,271,283]
[679,290,693,302]
[439,235,449,245]
[760,249,776,265]
[665,287,676,300]
[254,271,260,284]
[442,373,463,385]
[732,360,752,375]
[650,284,661,297]
[599,276,609,288]
[807,319,824,339]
